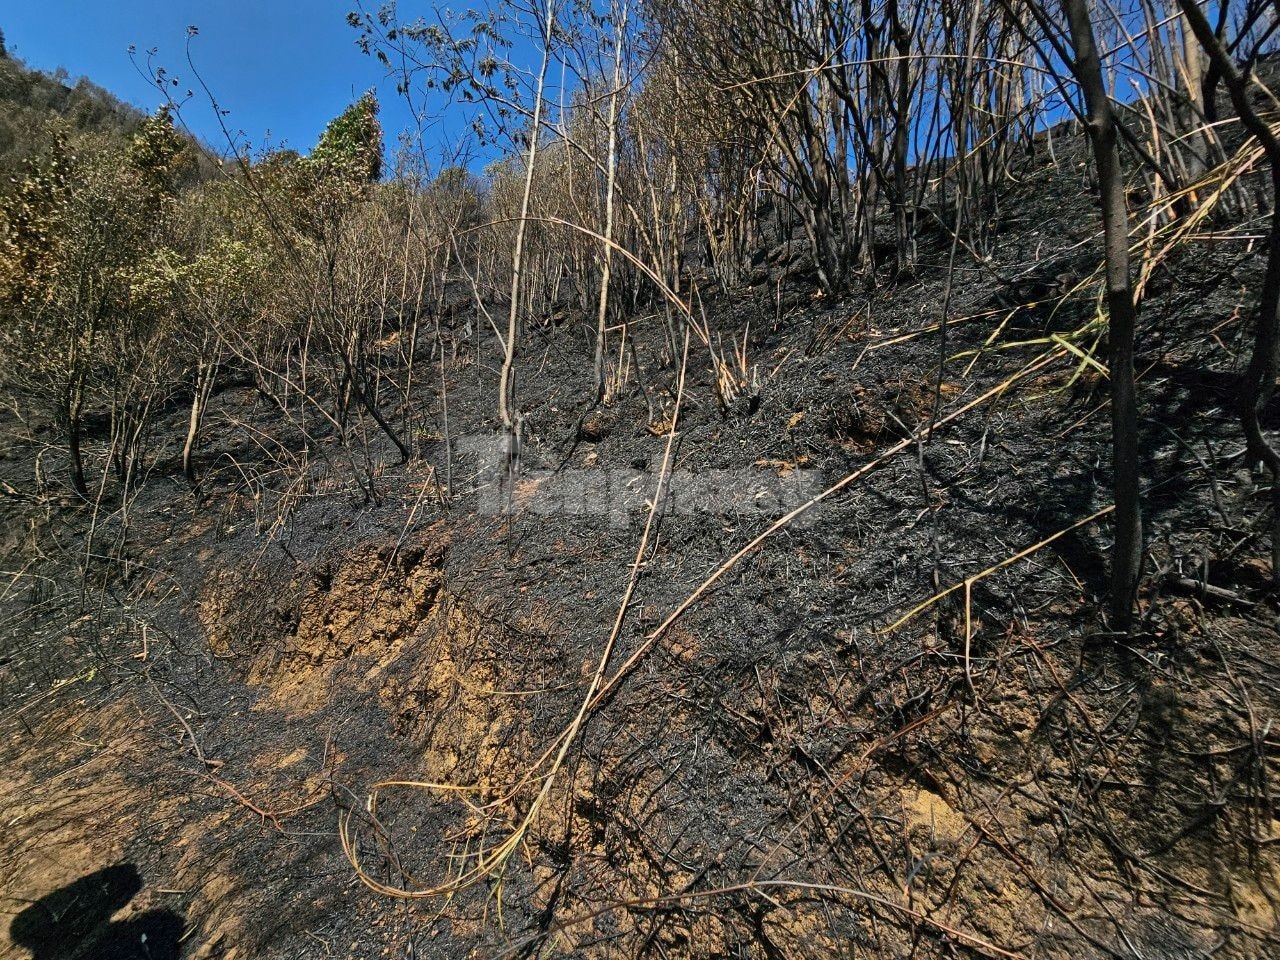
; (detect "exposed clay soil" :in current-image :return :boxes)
[3,120,1280,960]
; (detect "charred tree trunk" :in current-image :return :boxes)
[65,384,87,500]
[1062,0,1144,631]
[1179,0,1280,583]
[887,0,916,277]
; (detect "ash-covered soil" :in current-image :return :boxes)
[2,124,1280,960]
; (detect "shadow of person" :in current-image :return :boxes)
[10,863,184,960]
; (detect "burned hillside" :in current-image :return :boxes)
[3,3,1280,959]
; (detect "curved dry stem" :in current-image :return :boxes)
[342,329,693,899]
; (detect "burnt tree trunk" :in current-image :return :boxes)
[1061,0,1144,631]
[1179,0,1280,583]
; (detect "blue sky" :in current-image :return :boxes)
[3,1,435,160]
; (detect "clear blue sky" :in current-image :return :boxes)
[2,1,431,160]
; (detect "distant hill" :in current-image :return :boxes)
[0,37,218,182]
[0,40,156,174]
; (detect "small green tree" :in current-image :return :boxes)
[0,131,72,306]
[308,91,383,184]
[125,106,190,210]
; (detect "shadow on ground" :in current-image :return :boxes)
[9,864,183,960]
